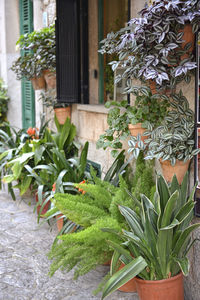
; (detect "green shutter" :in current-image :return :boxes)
[19,0,35,129]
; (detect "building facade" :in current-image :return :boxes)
[0,1,199,299]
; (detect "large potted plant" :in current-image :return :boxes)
[97,89,169,157]
[11,25,56,90]
[47,153,155,287]
[99,0,200,96]
[101,173,200,300]
[128,91,200,183]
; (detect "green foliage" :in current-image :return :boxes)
[52,193,108,227]
[0,123,30,199]
[109,176,134,224]
[11,25,55,80]
[131,152,155,200]
[96,89,169,155]
[1,117,79,202]
[99,1,200,94]
[47,161,155,279]
[48,217,122,279]
[0,79,9,124]
[128,91,200,165]
[101,173,200,299]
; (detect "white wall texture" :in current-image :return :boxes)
[0,0,22,129]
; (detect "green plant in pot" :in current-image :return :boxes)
[47,153,155,283]
[0,123,30,199]
[128,90,200,183]
[39,91,71,124]
[99,0,200,95]
[97,88,169,157]
[101,173,200,300]
[11,25,55,89]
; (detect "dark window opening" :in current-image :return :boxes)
[56,0,89,104]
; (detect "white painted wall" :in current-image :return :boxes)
[0,0,22,129]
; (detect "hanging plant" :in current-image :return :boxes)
[11,25,56,81]
[99,0,200,95]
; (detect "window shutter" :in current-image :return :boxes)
[19,0,35,129]
[56,0,80,103]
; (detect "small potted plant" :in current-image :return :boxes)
[97,88,169,157]
[11,25,56,90]
[128,90,200,183]
[101,173,200,300]
[39,90,71,124]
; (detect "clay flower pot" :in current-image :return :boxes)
[56,213,64,231]
[35,193,50,216]
[135,273,184,300]
[128,123,148,143]
[148,80,156,95]
[30,76,46,90]
[43,70,56,89]
[118,263,137,293]
[148,80,175,96]
[159,159,190,184]
[180,24,195,60]
[54,106,71,124]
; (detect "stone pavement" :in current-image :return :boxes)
[0,190,139,300]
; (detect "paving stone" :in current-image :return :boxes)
[0,191,139,300]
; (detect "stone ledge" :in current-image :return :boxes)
[76,104,108,114]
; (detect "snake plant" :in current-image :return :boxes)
[101,173,200,299]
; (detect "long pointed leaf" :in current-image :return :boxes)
[161,190,179,228]
[101,257,147,299]
[173,223,200,256]
[119,205,144,238]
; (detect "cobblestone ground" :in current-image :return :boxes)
[0,190,139,300]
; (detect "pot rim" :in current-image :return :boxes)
[135,272,183,284]
[159,159,191,166]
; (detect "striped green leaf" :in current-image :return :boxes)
[101,256,147,299]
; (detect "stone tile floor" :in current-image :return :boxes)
[0,190,139,300]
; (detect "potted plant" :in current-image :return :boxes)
[46,152,155,293]
[24,117,79,221]
[11,25,56,90]
[97,88,169,157]
[0,123,29,199]
[53,103,71,125]
[39,90,71,124]
[99,0,200,96]
[101,173,200,300]
[128,91,200,183]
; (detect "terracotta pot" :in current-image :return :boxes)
[159,159,190,184]
[54,107,71,124]
[135,273,184,300]
[56,213,64,231]
[148,80,175,96]
[103,260,111,266]
[30,76,46,90]
[118,263,137,293]
[180,24,195,60]
[128,123,148,143]
[148,80,157,95]
[43,70,56,89]
[35,193,50,216]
